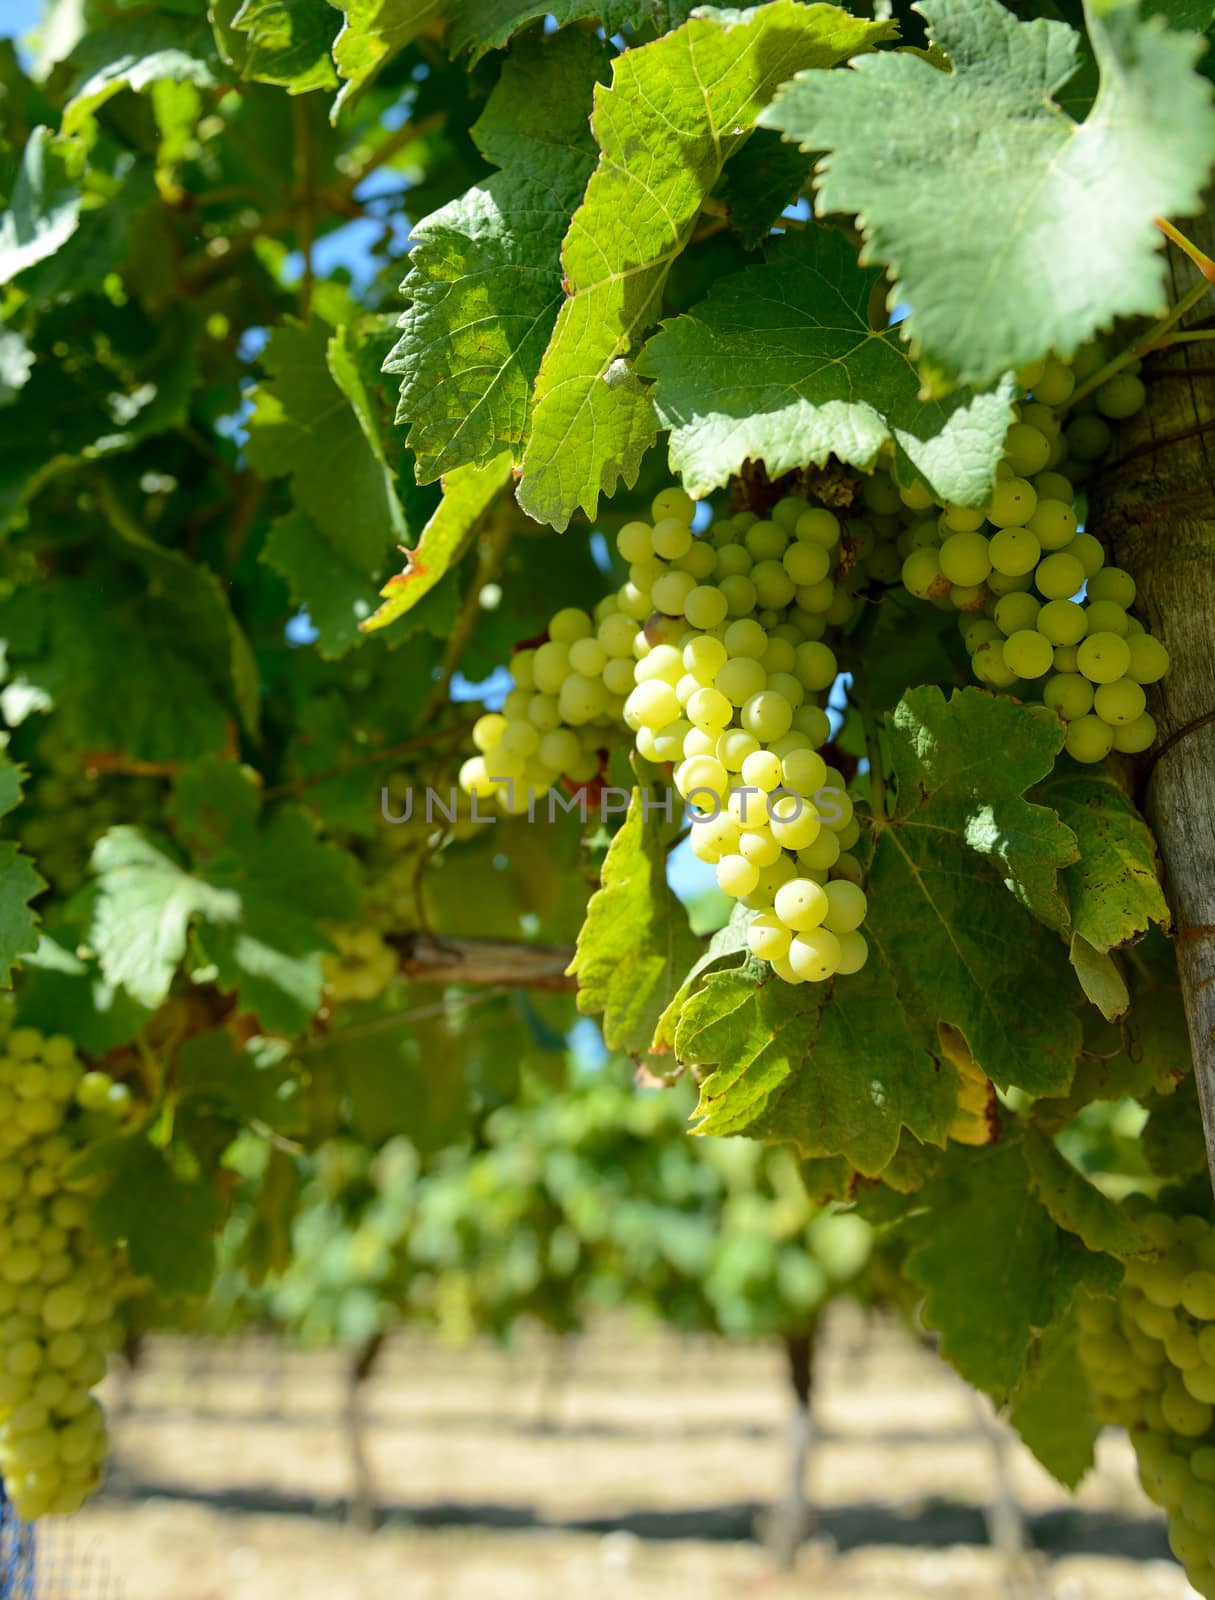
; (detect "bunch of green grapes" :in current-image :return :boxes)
[321,925,399,1003]
[0,1029,134,1520]
[1076,1207,1215,1596]
[895,350,1168,763]
[13,729,163,896]
[459,487,868,986]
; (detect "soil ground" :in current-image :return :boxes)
[32,1305,1198,1600]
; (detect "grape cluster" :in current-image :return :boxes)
[895,351,1168,762]
[459,487,868,985]
[1077,1208,1215,1596]
[0,1029,132,1519]
[14,731,163,897]
[322,925,398,1003]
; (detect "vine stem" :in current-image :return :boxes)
[1069,275,1213,408]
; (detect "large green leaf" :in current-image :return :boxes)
[0,754,43,987]
[90,763,361,1031]
[516,0,893,529]
[570,788,699,1054]
[1007,1312,1100,1488]
[449,0,698,60]
[638,226,1016,506]
[760,0,1215,388]
[675,951,955,1173]
[362,453,511,632]
[329,0,443,113]
[868,687,1082,1095]
[1035,765,1170,953]
[261,508,383,658]
[58,13,222,134]
[231,0,340,90]
[386,31,609,481]
[1022,1126,1148,1256]
[89,1136,224,1299]
[905,1138,1120,1401]
[247,320,405,575]
[0,127,81,285]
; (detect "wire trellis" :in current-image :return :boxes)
[0,1487,120,1600]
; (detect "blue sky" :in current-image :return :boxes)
[1,1,42,42]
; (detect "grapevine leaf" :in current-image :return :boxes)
[0,753,43,986]
[329,0,443,114]
[1068,933,1129,1021]
[89,1137,223,1299]
[760,0,1215,388]
[231,0,339,90]
[1022,1125,1149,1255]
[14,929,152,1055]
[177,1029,303,1132]
[362,453,512,632]
[1034,766,1170,953]
[449,0,698,60]
[1007,1314,1100,1488]
[675,953,955,1174]
[90,828,242,1009]
[516,1,894,530]
[714,129,815,247]
[905,1138,1120,1401]
[386,31,610,481]
[887,686,1075,932]
[0,330,34,408]
[0,127,81,284]
[261,508,383,658]
[90,764,361,1029]
[638,226,1016,506]
[570,788,699,1054]
[247,321,406,570]
[870,687,1082,1095]
[651,901,756,1052]
[58,13,222,135]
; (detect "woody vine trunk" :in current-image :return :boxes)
[1088,211,1215,1194]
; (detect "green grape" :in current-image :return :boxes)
[1065,715,1115,763]
[741,691,793,742]
[988,526,1041,577]
[748,914,792,962]
[1128,633,1170,684]
[1003,422,1052,477]
[1044,672,1095,721]
[1183,1273,1215,1321]
[740,749,782,792]
[1027,498,1079,550]
[651,570,697,616]
[942,503,986,533]
[1035,552,1086,600]
[1033,472,1075,505]
[795,508,841,547]
[769,795,822,852]
[1095,372,1147,420]
[716,854,760,898]
[1036,598,1087,645]
[782,749,828,797]
[1002,629,1054,679]
[676,755,728,801]
[715,657,766,707]
[1093,678,1147,726]
[971,639,1019,688]
[751,559,796,610]
[1032,358,1076,406]
[650,517,693,560]
[682,584,728,630]
[1077,631,1132,684]
[1067,413,1113,462]
[722,618,765,658]
[774,878,829,932]
[788,928,842,982]
[783,542,831,586]
[961,617,1001,654]
[987,476,1037,529]
[939,531,992,586]
[1066,531,1106,579]
[1053,644,1080,673]
[1086,566,1136,608]
[652,486,695,523]
[548,607,592,644]
[745,520,788,561]
[822,879,866,934]
[834,930,869,975]
[1113,712,1157,754]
